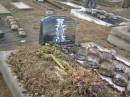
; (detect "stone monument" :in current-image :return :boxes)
[39,16,77,47]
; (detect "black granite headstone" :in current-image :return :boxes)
[39,16,76,46]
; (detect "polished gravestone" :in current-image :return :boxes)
[39,16,77,47]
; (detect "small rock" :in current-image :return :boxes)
[11,24,19,31]
[18,31,27,38]
[20,40,26,43]
[18,28,26,37]
[75,47,87,61]
[19,28,24,31]
[8,18,15,24]
[10,21,17,25]
[6,16,14,21]
[34,93,38,96]
[100,52,115,62]
[112,73,128,87]
[46,9,54,16]
[88,47,99,55]
[41,95,45,97]
[85,53,100,69]
[99,15,106,20]
[99,61,115,77]
[113,60,126,73]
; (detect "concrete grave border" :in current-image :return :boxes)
[58,1,84,9]
[0,4,11,17]
[0,51,28,97]
[71,8,130,27]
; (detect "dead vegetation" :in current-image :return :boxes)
[8,45,123,97]
[8,45,79,97]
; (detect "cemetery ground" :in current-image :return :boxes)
[0,0,130,97]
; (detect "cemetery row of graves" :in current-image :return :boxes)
[0,0,130,97]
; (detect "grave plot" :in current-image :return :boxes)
[57,1,130,26]
[71,8,129,26]
[107,25,130,52]
[0,44,124,97]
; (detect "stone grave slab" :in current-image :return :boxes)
[107,25,130,52]
[0,4,11,17]
[107,34,130,52]
[111,26,130,42]
[39,16,77,46]
[11,2,32,10]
